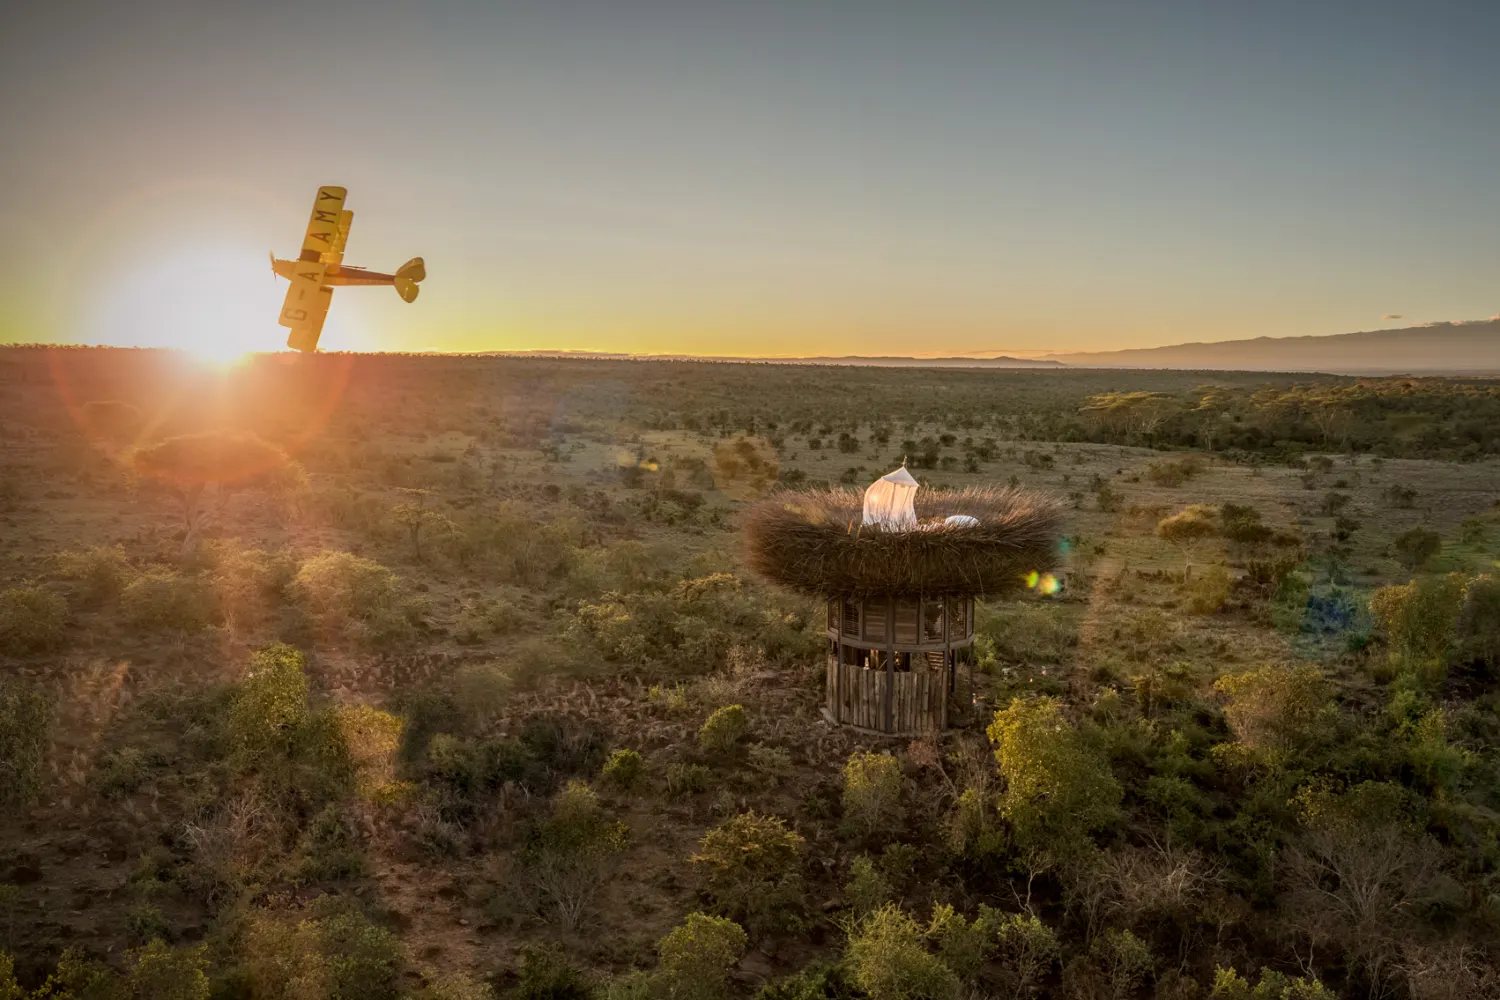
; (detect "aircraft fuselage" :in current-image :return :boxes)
[271,257,398,287]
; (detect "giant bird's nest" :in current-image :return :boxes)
[742,486,1066,597]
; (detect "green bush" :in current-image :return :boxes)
[1456,574,1500,670]
[987,696,1122,862]
[292,550,412,642]
[244,904,404,1000]
[1394,527,1442,571]
[654,913,748,1000]
[57,545,133,606]
[125,940,211,1000]
[1068,929,1146,1000]
[1213,663,1333,766]
[996,913,1060,998]
[1184,564,1233,614]
[1369,574,1467,677]
[698,704,749,752]
[665,762,711,798]
[841,751,906,836]
[845,904,959,1000]
[844,854,892,921]
[121,570,217,631]
[212,542,294,627]
[754,963,861,1000]
[693,812,806,936]
[601,748,645,791]
[521,781,629,928]
[926,904,1000,984]
[501,946,593,1000]
[0,585,68,653]
[227,643,352,809]
[422,971,497,1000]
[1211,966,1335,999]
[0,679,50,807]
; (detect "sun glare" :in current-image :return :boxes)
[82,246,290,363]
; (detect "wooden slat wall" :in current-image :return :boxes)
[830,662,948,734]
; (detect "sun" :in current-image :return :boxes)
[81,245,290,362]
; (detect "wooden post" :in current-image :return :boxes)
[941,595,951,730]
[833,598,843,724]
[885,600,895,734]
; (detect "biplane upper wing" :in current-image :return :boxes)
[299,186,347,259]
[278,259,332,353]
[320,210,353,267]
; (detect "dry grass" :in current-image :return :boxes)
[742,485,1065,596]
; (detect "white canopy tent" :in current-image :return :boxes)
[862,465,920,531]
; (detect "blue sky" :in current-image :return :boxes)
[3,1,1497,356]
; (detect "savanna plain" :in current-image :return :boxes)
[1,347,1499,1000]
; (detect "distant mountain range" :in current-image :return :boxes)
[1039,320,1500,374]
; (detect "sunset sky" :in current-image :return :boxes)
[3,1,1498,358]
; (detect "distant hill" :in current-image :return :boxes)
[1042,320,1500,374]
[480,351,1065,368]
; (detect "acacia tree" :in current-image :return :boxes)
[391,488,454,563]
[132,431,290,553]
[1157,505,1219,578]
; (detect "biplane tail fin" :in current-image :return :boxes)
[394,257,424,302]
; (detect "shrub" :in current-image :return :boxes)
[1211,966,1336,999]
[291,550,405,635]
[926,904,1000,984]
[755,963,860,1000]
[1369,574,1467,679]
[79,399,143,445]
[845,904,959,1000]
[747,742,793,776]
[334,704,404,801]
[666,762,711,798]
[0,679,51,807]
[1213,663,1332,766]
[227,643,352,808]
[243,905,404,1000]
[0,585,67,654]
[1089,929,1153,1000]
[601,748,645,791]
[521,781,629,928]
[653,913,748,1000]
[1394,527,1442,570]
[121,570,217,631]
[125,940,211,1000]
[698,704,749,753]
[997,913,1060,998]
[1183,564,1233,614]
[501,945,593,1000]
[212,543,294,627]
[987,696,1121,861]
[841,751,906,836]
[1456,574,1500,670]
[845,854,893,921]
[422,971,496,1000]
[1144,456,1203,487]
[450,661,517,720]
[693,812,806,936]
[57,545,133,606]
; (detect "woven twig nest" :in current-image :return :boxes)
[742,486,1066,597]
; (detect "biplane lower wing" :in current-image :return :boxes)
[278,260,332,352]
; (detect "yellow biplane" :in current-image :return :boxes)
[271,186,425,352]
